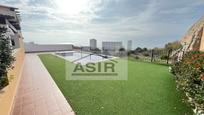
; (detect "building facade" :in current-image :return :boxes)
[90,39,97,50]
[127,40,132,51]
[102,41,122,51]
[0,5,25,115]
[180,15,204,52]
[171,15,204,61]
[0,5,22,49]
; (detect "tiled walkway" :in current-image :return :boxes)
[11,54,75,115]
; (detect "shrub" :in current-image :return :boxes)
[128,50,134,56]
[143,52,150,57]
[171,51,204,114]
[0,27,15,88]
[160,55,168,60]
[0,77,9,89]
[135,56,140,59]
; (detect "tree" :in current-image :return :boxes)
[165,41,182,50]
[91,48,101,54]
[0,27,15,88]
[143,52,150,57]
[119,48,126,57]
[134,47,143,53]
[127,50,134,56]
[160,55,168,60]
[119,47,125,52]
[143,47,148,52]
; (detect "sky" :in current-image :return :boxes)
[1,0,204,49]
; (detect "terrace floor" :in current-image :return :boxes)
[11,54,75,115]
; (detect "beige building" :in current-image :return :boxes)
[0,5,25,115]
[180,15,204,52]
[171,15,204,61]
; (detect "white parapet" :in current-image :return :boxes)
[25,42,73,53]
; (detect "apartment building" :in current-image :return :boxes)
[90,39,97,50]
[102,41,122,51]
[127,40,132,51]
[0,5,23,48]
[0,5,25,115]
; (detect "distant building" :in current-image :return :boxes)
[90,39,97,50]
[102,41,122,51]
[127,40,132,51]
[81,46,90,51]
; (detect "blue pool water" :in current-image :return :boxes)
[55,51,114,65]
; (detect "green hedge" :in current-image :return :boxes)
[0,27,14,89]
[0,77,9,90]
[172,51,204,114]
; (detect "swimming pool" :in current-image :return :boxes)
[55,51,115,65]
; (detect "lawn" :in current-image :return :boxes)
[39,54,193,115]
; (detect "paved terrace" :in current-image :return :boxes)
[11,54,75,115]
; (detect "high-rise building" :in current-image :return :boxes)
[90,39,97,50]
[127,40,132,51]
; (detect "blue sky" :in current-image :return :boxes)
[1,0,204,48]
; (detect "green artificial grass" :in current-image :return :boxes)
[39,54,193,115]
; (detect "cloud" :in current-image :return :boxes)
[0,0,204,48]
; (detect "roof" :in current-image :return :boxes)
[0,4,18,9]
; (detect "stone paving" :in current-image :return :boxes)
[11,54,75,115]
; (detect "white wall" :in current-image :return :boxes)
[25,43,73,53]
